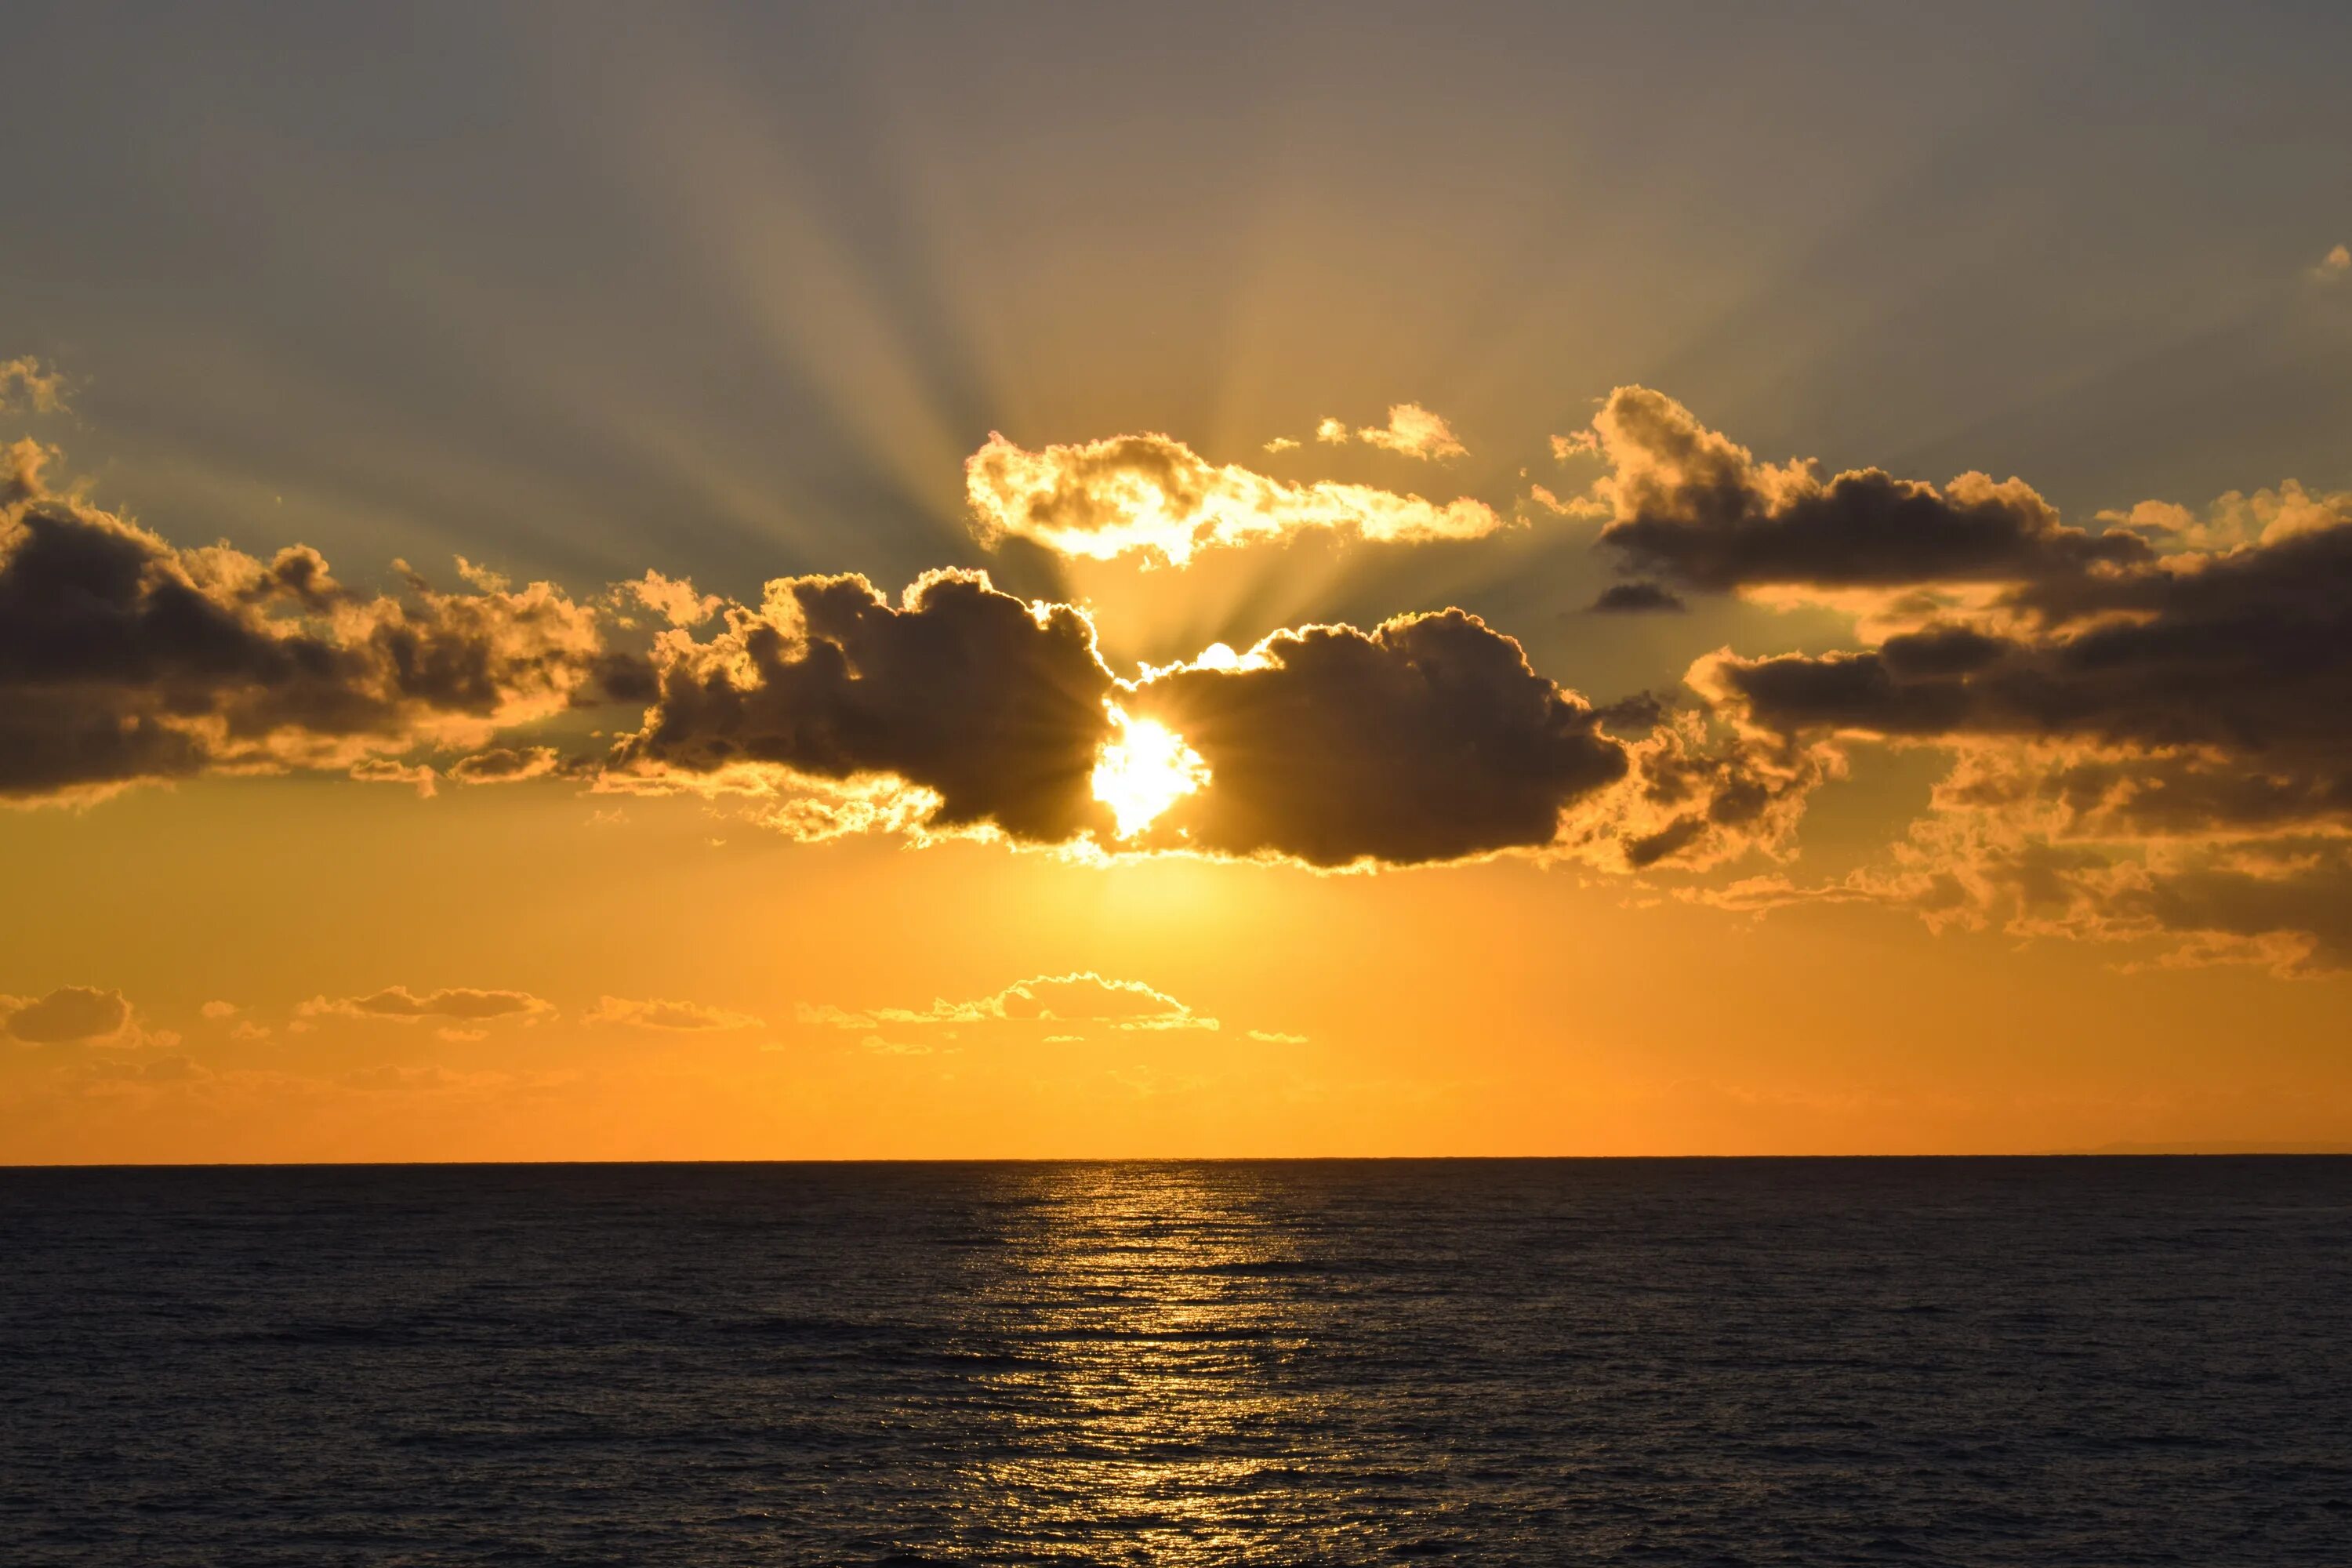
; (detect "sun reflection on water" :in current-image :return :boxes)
[940,1164,1373,1560]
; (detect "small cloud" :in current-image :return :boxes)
[1315,416,1350,444]
[200,1000,241,1020]
[350,758,439,797]
[299,985,556,1024]
[1262,437,1300,454]
[803,973,1218,1034]
[229,1019,272,1042]
[454,557,511,593]
[583,995,763,1032]
[1356,403,1467,461]
[615,570,721,628]
[1588,581,1689,614]
[1530,483,1608,520]
[0,356,68,414]
[436,1026,488,1042]
[448,746,561,786]
[2315,242,2350,281]
[2,986,132,1044]
[1247,1029,1309,1044]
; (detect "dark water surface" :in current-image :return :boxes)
[4,1159,2349,1565]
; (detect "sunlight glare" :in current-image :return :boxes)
[1091,707,1210,839]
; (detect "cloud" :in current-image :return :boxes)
[350,757,439,797]
[615,570,720,628]
[1706,513,2352,804]
[0,437,634,804]
[2,986,132,1044]
[2316,242,2350,281]
[583,996,763,1031]
[1129,610,1631,866]
[0,358,68,414]
[299,985,556,1023]
[800,972,1215,1032]
[448,746,562,785]
[1353,403,1467,460]
[963,430,1503,566]
[612,569,1120,844]
[1682,474,2352,969]
[1588,581,1686,614]
[1560,387,2147,594]
[1262,437,1301,454]
[610,569,1767,870]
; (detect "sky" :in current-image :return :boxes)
[5,1,2351,1160]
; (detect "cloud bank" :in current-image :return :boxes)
[0,437,638,804]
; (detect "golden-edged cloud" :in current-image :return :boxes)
[0,436,641,805]
[963,429,1501,566]
[298,986,557,1023]
[1559,386,2146,597]
[0,358,67,414]
[16,385,2352,975]
[604,569,1698,870]
[799,973,1216,1033]
[1352,402,1467,460]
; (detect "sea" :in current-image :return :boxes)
[4,1158,2348,1565]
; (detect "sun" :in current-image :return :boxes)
[1091,706,1210,839]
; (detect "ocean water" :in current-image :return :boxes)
[4,1160,2349,1565]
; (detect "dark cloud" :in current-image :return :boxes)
[1568,387,2147,592]
[1588,580,1686,613]
[1712,514,2352,816]
[1134,612,1630,866]
[0,438,625,802]
[2,986,131,1044]
[301,986,555,1022]
[611,574,1652,869]
[1692,487,2352,969]
[612,569,1119,843]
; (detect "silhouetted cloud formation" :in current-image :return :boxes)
[1708,513,2352,823]
[1131,612,1629,866]
[612,573,1661,869]
[1563,387,2147,592]
[1686,469,2352,971]
[0,438,629,803]
[614,570,1119,844]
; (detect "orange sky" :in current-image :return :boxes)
[5,6,2352,1161]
